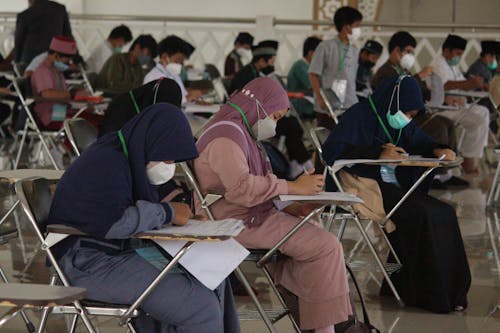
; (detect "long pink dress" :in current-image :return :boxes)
[193,137,351,330]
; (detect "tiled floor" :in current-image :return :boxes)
[0,166,498,332]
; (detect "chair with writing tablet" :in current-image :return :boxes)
[15,176,241,333]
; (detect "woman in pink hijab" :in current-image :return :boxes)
[195,77,351,332]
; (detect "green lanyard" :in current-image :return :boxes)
[391,65,405,76]
[368,95,401,145]
[337,40,350,72]
[250,64,258,78]
[118,130,129,159]
[227,101,257,140]
[129,91,140,114]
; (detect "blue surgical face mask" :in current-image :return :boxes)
[487,59,498,71]
[447,56,461,66]
[54,60,69,72]
[113,46,123,54]
[386,110,411,129]
[137,53,151,66]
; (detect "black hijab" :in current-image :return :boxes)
[99,78,182,136]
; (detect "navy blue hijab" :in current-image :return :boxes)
[49,103,198,238]
[322,76,443,189]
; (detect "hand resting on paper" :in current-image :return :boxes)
[379,143,408,160]
[433,148,456,161]
[170,202,194,226]
[287,173,324,195]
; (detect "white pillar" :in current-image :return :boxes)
[255,15,276,42]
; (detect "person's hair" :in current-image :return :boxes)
[129,34,158,58]
[303,37,322,57]
[234,32,254,46]
[157,35,187,57]
[252,54,274,64]
[108,25,133,42]
[388,31,416,53]
[333,6,363,32]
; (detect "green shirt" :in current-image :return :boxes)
[287,58,314,116]
[95,53,146,95]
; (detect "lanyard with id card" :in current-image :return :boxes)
[330,39,349,105]
[50,67,68,122]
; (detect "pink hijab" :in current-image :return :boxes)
[196,77,290,227]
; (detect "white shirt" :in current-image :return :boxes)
[86,40,114,74]
[144,63,188,104]
[431,54,466,85]
[26,52,48,72]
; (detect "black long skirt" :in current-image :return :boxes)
[379,182,471,313]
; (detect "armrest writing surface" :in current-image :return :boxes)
[0,284,86,307]
[46,224,87,236]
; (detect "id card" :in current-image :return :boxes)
[331,79,347,105]
[51,104,68,122]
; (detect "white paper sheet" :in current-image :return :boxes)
[154,238,249,290]
[183,104,221,114]
[145,219,245,237]
[279,191,363,204]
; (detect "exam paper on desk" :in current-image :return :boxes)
[154,238,249,290]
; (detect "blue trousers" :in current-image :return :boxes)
[58,240,240,332]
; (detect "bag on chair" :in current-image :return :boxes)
[335,265,381,333]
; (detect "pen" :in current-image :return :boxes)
[438,154,446,161]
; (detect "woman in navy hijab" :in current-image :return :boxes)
[322,76,471,313]
[49,103,240,332]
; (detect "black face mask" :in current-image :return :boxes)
[362,60,376,69]
[261,65,275,75]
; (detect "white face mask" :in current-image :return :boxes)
[349,27,361,42]
[166,62,182,76]
[251,101,277,141]
[400,53,416,70]
[236,47,252,65]
[146,162,176,185]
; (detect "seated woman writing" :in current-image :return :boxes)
[322,75,471,313]
[194,77,351,333]
[49,104,239,332]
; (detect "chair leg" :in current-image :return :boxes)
[487,162,500,206]
[350,213,405,307]
[14,121,29,169]
[36,274,58,333]
[337,218,347,240]
[13,210,28,265]
[0,267,35,332]
[68,314,78,333]
[126,321,138,333]
[234,267,277,333]
[261,266,301,333]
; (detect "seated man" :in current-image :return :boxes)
[95,34,157,94]
[356,40,382,92]
[144,35,202,104]
[287,36,322,119]
[30,36,90,130]
[224,32,254,80]
[431,34,490,175]
[228,40,277,95]
[86,24,133,74]
[309,6,363,129]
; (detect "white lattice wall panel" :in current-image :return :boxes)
[0,16,497,75]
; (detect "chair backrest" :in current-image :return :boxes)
[427,74,445,107]
[309,127,330,162]
[64,118,98,156]
[205,64,221,79]
[179,162,221,221]
[15,177,53,238]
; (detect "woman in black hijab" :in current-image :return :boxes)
[99,77,182,135]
